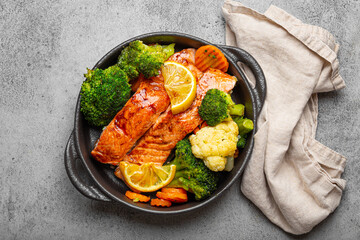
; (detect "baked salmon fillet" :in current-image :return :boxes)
[91,49,199,165]
[124,68,237,165]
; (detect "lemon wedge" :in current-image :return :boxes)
[118,162,176,192]
[161,61,196,115]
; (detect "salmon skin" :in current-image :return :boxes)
[91,49,198,165]
[124,68,237,165]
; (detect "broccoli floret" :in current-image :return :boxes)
[237,134,247,148]
[80,65,131,127]
[118,40,175,79]
[199,89,244,126]
[166,139,219,200]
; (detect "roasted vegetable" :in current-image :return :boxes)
[199,88,244,126]
[150,198,172,207]
[118,40,175,79]
[80,65,131,127]
[189,120,238,172]
[165,139,219,200]
[156,191,188,203]
[232,116,254,149]
[233,117,254,136]
[195,45,229,72]
[125,191,150,202]
[228,103,244,117]
[161,188,187,194]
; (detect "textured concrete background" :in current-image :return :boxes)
[1,0,359,239]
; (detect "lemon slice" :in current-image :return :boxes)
[118,162,176,192]
[161,61,196,115]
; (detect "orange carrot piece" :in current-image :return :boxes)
[201,121,209,128]
[195,45,229,72]
[161,188,187,195]
[125,191,150,202]
[150,198,172,207]
[193,125,201,134]
[156,191,188,203]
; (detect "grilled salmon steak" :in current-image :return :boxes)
[124,68,237,165]
[91,49,199,165]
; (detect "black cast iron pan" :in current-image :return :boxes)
[64,32,266,214]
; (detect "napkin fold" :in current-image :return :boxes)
[222,0,346,235]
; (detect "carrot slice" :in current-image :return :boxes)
[195,45,229,72]
[150,198,172,207]
[156,191,188,203]
[125,191,150,202]
[161,188,187,194]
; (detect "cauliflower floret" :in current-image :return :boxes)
[189,120,238,171]
[203,156,227,172]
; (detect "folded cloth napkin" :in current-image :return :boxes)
[222,0,346,235]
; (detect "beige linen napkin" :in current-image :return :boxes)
[222,0,346,235]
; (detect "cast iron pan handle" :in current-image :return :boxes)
[220,45,266,114]
[64,131,112,202]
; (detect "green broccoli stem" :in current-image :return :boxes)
[237,118,254,136]
[172,168,189,178]
[166,178,189,191]
[229,104,245,116]
[171,177,203,200]
[170,160,187,172]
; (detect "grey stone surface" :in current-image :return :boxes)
[1,0,359,239]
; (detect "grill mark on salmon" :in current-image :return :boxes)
[124,68,237,165]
